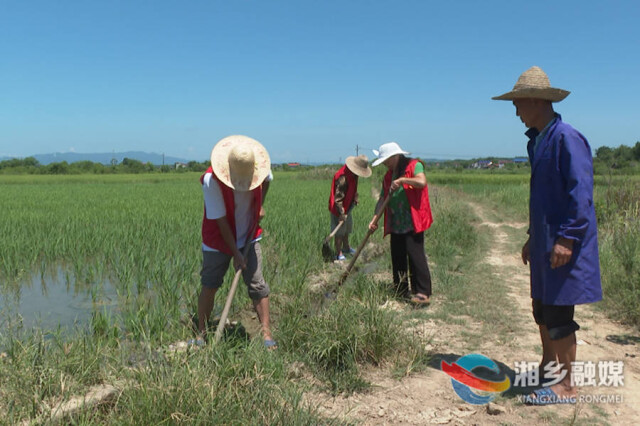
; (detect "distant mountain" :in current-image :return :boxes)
[7,151,192,166]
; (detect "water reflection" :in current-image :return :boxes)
[0,266,118,334]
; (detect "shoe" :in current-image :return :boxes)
[524,387,576,405]
[410,294,431,305]
[345,247,357,255]
[336,254,346,261]
[324,291,337,300]
[187,337,206,348]
[264,339,278,350]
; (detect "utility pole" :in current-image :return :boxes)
[356,144,359,156]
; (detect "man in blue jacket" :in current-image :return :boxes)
[493,66,602,404]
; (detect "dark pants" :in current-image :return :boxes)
[532,299,580,340]
[390,232,432,297]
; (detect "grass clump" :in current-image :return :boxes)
[0,331,113,423]
[103,342,326,425]
[278,274,429,395]
[592,179,640,324]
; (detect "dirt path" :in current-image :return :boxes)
[307,200,640,425]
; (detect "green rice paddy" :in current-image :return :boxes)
[0,170,637,423]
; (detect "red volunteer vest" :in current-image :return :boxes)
[200,167,263,255]
[382,159,433,236]
[328,165,357,217]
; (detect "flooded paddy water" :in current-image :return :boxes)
[0,265,118,337]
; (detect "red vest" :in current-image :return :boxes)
[200,167,263,255]
[328,165,357,217]
[382,159,433,236]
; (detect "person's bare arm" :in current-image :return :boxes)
[368,195,386,232]
[215,216,245,269]
[259,179,270,222]
[334,176,348,221]
[390,172,426,191]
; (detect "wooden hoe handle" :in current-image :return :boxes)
[338,194,391,286]
[324,219,345,244]
[214,221,260,343]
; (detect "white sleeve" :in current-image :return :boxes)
[265,170,273,182]
[202,174,226,220]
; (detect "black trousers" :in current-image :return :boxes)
[390,231,432,297]
[532,299,580,340]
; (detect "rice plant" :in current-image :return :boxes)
[0,171,435,422]
[3,169,632,422]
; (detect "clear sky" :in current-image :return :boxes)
[1,1,638,163]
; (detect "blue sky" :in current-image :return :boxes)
[1,1,638,163]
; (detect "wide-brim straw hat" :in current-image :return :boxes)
[345,155,372,178]
[210,135,271,191]
[372,142,410,167]
[492,66,570,102]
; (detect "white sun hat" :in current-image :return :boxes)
[371,142,410,167]
[210,135,271,191]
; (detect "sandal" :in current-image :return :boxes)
[187,337,206,348]
[410,294,431,305]
[524,387,576,405]
[264,339,278,350]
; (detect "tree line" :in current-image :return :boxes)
[594,141,640,172]
[0,157,210,175]
[2,141,639,175]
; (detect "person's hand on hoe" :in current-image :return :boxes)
[390,178,404,192]
[233,250,246,270]
[369,191,393,233]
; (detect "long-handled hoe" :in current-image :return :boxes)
[321,220,344,261]
[214,222,259,343]
[337,194,391,286]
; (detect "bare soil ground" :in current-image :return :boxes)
[305,201,640,425]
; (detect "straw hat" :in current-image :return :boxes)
[372,142,410,167]
[345,155,372,178]
[210,135,271,191]
[492,66,570,102]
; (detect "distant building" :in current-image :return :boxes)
[287,162,301,168]
[471,160,492,169]
[175,162,188,169]
[513,157,529,163]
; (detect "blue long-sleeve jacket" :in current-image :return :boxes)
[526,115,602,305]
